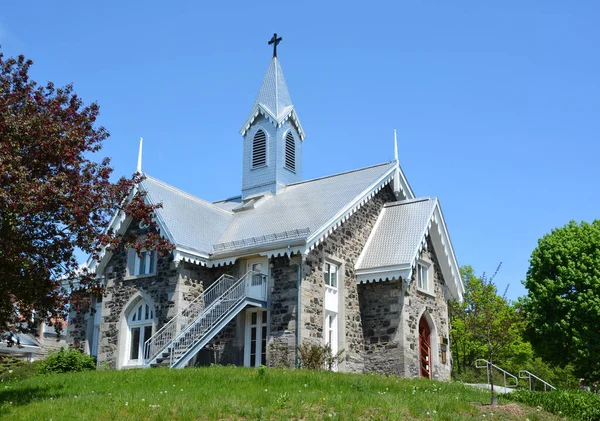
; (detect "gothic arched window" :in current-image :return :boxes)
[252,129,267,168]
[127,299,154,363]
[284,132,295,172]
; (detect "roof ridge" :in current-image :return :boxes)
[384,197,437,208]
[287,162,394,187]
[142,175,233,215]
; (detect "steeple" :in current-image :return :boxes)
[240,35,305,200]
[240,57,305,139]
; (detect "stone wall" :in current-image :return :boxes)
[359,279,404,374]
[87,220,241,369]
[301,185,397,372]
[400,237,451,380]
[96,240,178,368]
[267,255,299,368]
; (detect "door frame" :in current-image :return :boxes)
[243,307,268,367]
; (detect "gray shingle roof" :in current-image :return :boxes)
[141,176,233,254]
[356,197,437,270]
[253,57,292,119]
[214,162,396,251]
[141,162,396,257]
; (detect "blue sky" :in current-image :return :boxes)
[2,1,598,300]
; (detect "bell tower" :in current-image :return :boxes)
[240,34,305,200]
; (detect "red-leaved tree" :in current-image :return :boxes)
[0,48,173,338]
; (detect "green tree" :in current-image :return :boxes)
[451,265,521,405]
[522,220,600,381]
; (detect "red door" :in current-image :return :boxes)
[419,316,431,378]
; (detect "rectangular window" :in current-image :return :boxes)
[324,311,338,355]
[324,263,338,289]
[128,249,156,277]
[417,263,429,291]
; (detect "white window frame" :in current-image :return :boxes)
[324,262,338,290]
[324,311,338,354]
[126,300,154,366]
[417,261,433,294]
[127,249,157,278]
[244,308,268,367]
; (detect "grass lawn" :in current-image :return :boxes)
[0,366,567,420]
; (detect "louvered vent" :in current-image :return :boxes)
[252,130,266,168]
[285,132,295,171]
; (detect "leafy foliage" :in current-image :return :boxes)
[0,357,41,382]
[450,265,521,404]
[0,48,174,334]
[451,266,578,391]
[506,389,600,421]
[522,220,600,381]
[36,348,96,375]
[297,343,345,371]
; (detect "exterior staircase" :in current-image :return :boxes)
[143,270,268,369]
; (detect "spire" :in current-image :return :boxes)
[137,137,143,173]
[394,129,398,162]
[240,36,305,140]
[254,57,293,120]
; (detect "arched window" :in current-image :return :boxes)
[252,129,267,168]
[127,299,154,363]
[284,132,295,171]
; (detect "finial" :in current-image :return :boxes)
[394,129,398,162]
[268,33,282,58]
[137,137,143,173]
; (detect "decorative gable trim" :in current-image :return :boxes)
[86,182,178,275]
[355,199,464,302]
[304,164,397,255]
[240,104,305,141]
[209,245,305,267]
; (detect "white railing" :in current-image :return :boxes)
[519,370,556,392]
[144,271,267,367]
[475,359,519,389]
[143,273,237,365]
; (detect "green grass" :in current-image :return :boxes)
[0,366,567,420]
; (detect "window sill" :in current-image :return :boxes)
[417,287,436,298]
[250,164,268,171]
[124,273,156,281]
[283,166,296,174]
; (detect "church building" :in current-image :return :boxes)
[70,35,464,380]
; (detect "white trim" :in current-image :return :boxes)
[304,164,397,254]
[209,245,304,267]
[243,308,268,367]
[416,260,433,296]
[353,198,463,301]
[241,104,305,141]
[356,264,411,284]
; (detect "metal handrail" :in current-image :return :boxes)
[143,270,267,367]
[166,270,267,367]
[519,370,556,392]
[143,273,237,365]
[475,359,519,389]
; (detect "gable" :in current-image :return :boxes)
[355,198,464,301]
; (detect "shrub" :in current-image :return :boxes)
[297,344,345,371]
[0,356,42,381]
[37,348,96,375]
[506,389,600,421]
